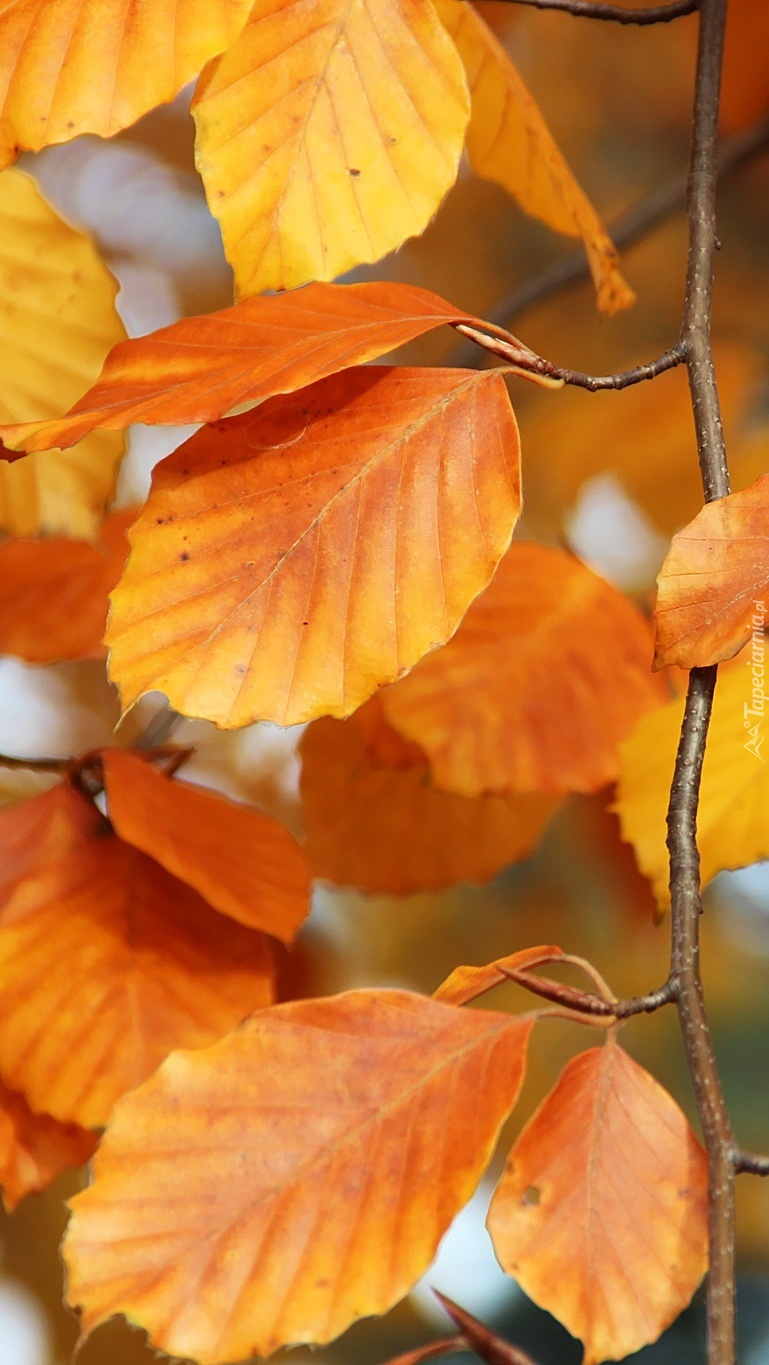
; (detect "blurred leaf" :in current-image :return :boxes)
[0,166,125,536]
[616,661,769,906]
[65,991,534,1361]
[434,944,563,1007]
[487,1043,708,1365]
[383,542,666,796]
[0,1078,97,1212]
[300,699,558,894]
[0,507,134,662]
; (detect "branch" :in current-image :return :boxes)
[497,0,698,22]
[0,752,70,774]
[734,1150,769,1177]
[449,115,769,366]
[668,2,735,1360]
[500,966,675,1018]
[452,323,684,389]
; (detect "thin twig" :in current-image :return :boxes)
[453,323,684,389]
[433,1294,541,1365]
[734,1150,769,1177]
[0,752,70,774]
[500,966,675,1018]
[669,1,735,1359]
[449,115,769,366]
[497,0,697,20]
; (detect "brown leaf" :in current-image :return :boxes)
[103,748,310,941]
[654,473,769,669]
[64,992,534,1362]
[0,507,134,663]
[487,1044,708,1364]
[0,1078,97,1212]
[300,700,557,894]
[0,282,491,454]
[0,836,274,1127]
[382,542,665,796]
[106,367,521,728]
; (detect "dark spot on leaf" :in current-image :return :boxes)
[236,664,246,675]
[180,551,190,562]
[522,1186,540,1207]
[348,167,361,177]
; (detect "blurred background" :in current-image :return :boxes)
[1,2,769,1362]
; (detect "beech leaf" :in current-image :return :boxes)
[0,507,133,663]
[0,281,490,454]
[300,700,558,894]
[103,748,310,941]
[382,542,665,797]
[654,473,769,669]
[64,990,534,1362]
[0,0,253,167]
[0,1079,97,1212]
[434,0,633,315]
[0,834,274,1127]
[0,166,126,535]
[192,0,470,296]
[0,780,104,901]
[106,366,522,728]
[615,660,769,906]
[487,1044,708,1365]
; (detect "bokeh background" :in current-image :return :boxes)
[1,4,769,1363]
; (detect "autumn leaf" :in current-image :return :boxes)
[0,507,134,663]
[654,474,769,670]
[0,780,104,901]
[192,0,470,297]
[487,1043,708,1365]
[0,166,126,536]
[0,1079,97,1212]
[382,542,665,797]
[0,0,253,168]
[103,748,310,940]
[300,700,558,894]
[64,990,533,1362]
[435,1,632,315]
[433,945,564,1007]
[615,660,769,907]
[0,281,490,455]
[0,835,274,1127]
[106,366,521,728]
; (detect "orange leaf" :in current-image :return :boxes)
[300,700,557,894]
[654,474,769,670]
[434,1,633,315]
[103,748,309,941]
[0,0,253,168]
[0,836,274,1127]
[382,543,665,796]
[192,0,470,296]
[433,945,564,1007]
[106,367,521,728]
[64,990,533,1362]
[0,282,489,455]
[0,1078,97,1212]
[487,1044,708,1365]
[0,780,103,900]
[0,507,134,663]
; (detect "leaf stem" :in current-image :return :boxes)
[497,0,698,21]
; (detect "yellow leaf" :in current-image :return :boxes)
[615,660,769,907]
[0,0,253,167]
[434,0,633,315]
[0,167,125,537]
[192,0,470,296]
